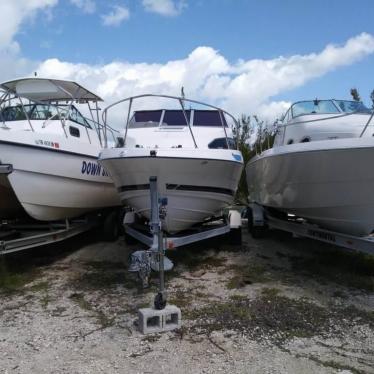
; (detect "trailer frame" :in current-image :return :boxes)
[0,216,100,255]
[246,202,374,256]
[124,210,242,250]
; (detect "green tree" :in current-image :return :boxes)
[232,115,254,204]
[370,89,374,109]
[232,114,280,204]
[350,88,361,102]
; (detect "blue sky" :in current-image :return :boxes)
[1,0,374,120]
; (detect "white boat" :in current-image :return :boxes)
[0,78,120,221]
[99,94,243,234]
[246,99,374,236]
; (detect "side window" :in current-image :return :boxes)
[69,106,89,127]
[30,105,60,120]
[69,126,80,137]
[208,137,236,149]
[1,105,32,121]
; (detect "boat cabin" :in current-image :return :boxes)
[273,99,373,146]
[125,108,236,149]
[0,78,113,147]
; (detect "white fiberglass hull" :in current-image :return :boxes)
[246,138,374,236]
[0,132,120,221]
[99,148,243,233]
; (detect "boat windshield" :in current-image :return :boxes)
[193,110,228,127]
[291,100,340,118]
[162,110,191,126]
[333,100,371,113]
[130,109,228,127]
[0,104,90,127]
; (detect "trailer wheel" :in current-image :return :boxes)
[103,211,120,242]
[247,207,267,239]
[124,231,138,245]
[229,227,242,245]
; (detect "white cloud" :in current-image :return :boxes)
[70,0,96,14]
[0,0,58,51]
[142,0,186,16]
[29,33,374,127]
[101,5,130,26]
[0,20,373,127]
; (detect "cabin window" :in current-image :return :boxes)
[193,110,228,127]
[69,126,80,137]
[0,105,32,121]
[162,110,191,126]
[301,137,310,143]
[30,104,61,120]
[69,106,90,127]
[130,110,162,127]
[287,139,294,145]
[208,137,236,149]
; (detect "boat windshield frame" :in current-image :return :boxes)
[289,99,371,120]
[102,94,238,149]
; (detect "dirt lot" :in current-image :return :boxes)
[0,227,373,374]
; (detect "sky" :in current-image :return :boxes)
[1,0,374,126]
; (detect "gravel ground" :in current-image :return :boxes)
[0,227,373,374]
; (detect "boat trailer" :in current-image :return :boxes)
[0,217,100,255]
[126,176,242,334]
[126,178,242,289]
[247,202,374,256]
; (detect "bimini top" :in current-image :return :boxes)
[0,78,103,102]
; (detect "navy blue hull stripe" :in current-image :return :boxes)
[118,183,234,196]
[118,184,150,192]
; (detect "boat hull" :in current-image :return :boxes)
[0,174,25,219]
[0,136,120,221]
[100,149,243,233]
[246,138,374,236]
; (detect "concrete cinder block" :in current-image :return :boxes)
[138,305,182,334]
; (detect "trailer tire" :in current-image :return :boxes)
[124,231,138,245]
[229,227,242,245]
[247,207,267,239]
[103,211,120,242]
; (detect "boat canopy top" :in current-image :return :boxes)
[289,99,371,119]
[0,78,102,103]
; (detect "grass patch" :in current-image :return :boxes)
[167,243,227,271]
[40,292,52,310]
[72,261,140,291]
[29,281,49,292]
[0,258,40,294]
[168,289,194,309]
[85,261,127,271]
[226,263,268,289]
[185,293,374,345]
[69,292,115,328]
[289,249,374,291]
[308,356,366,374]
[261,287,281,298]
[229,294,248,302]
